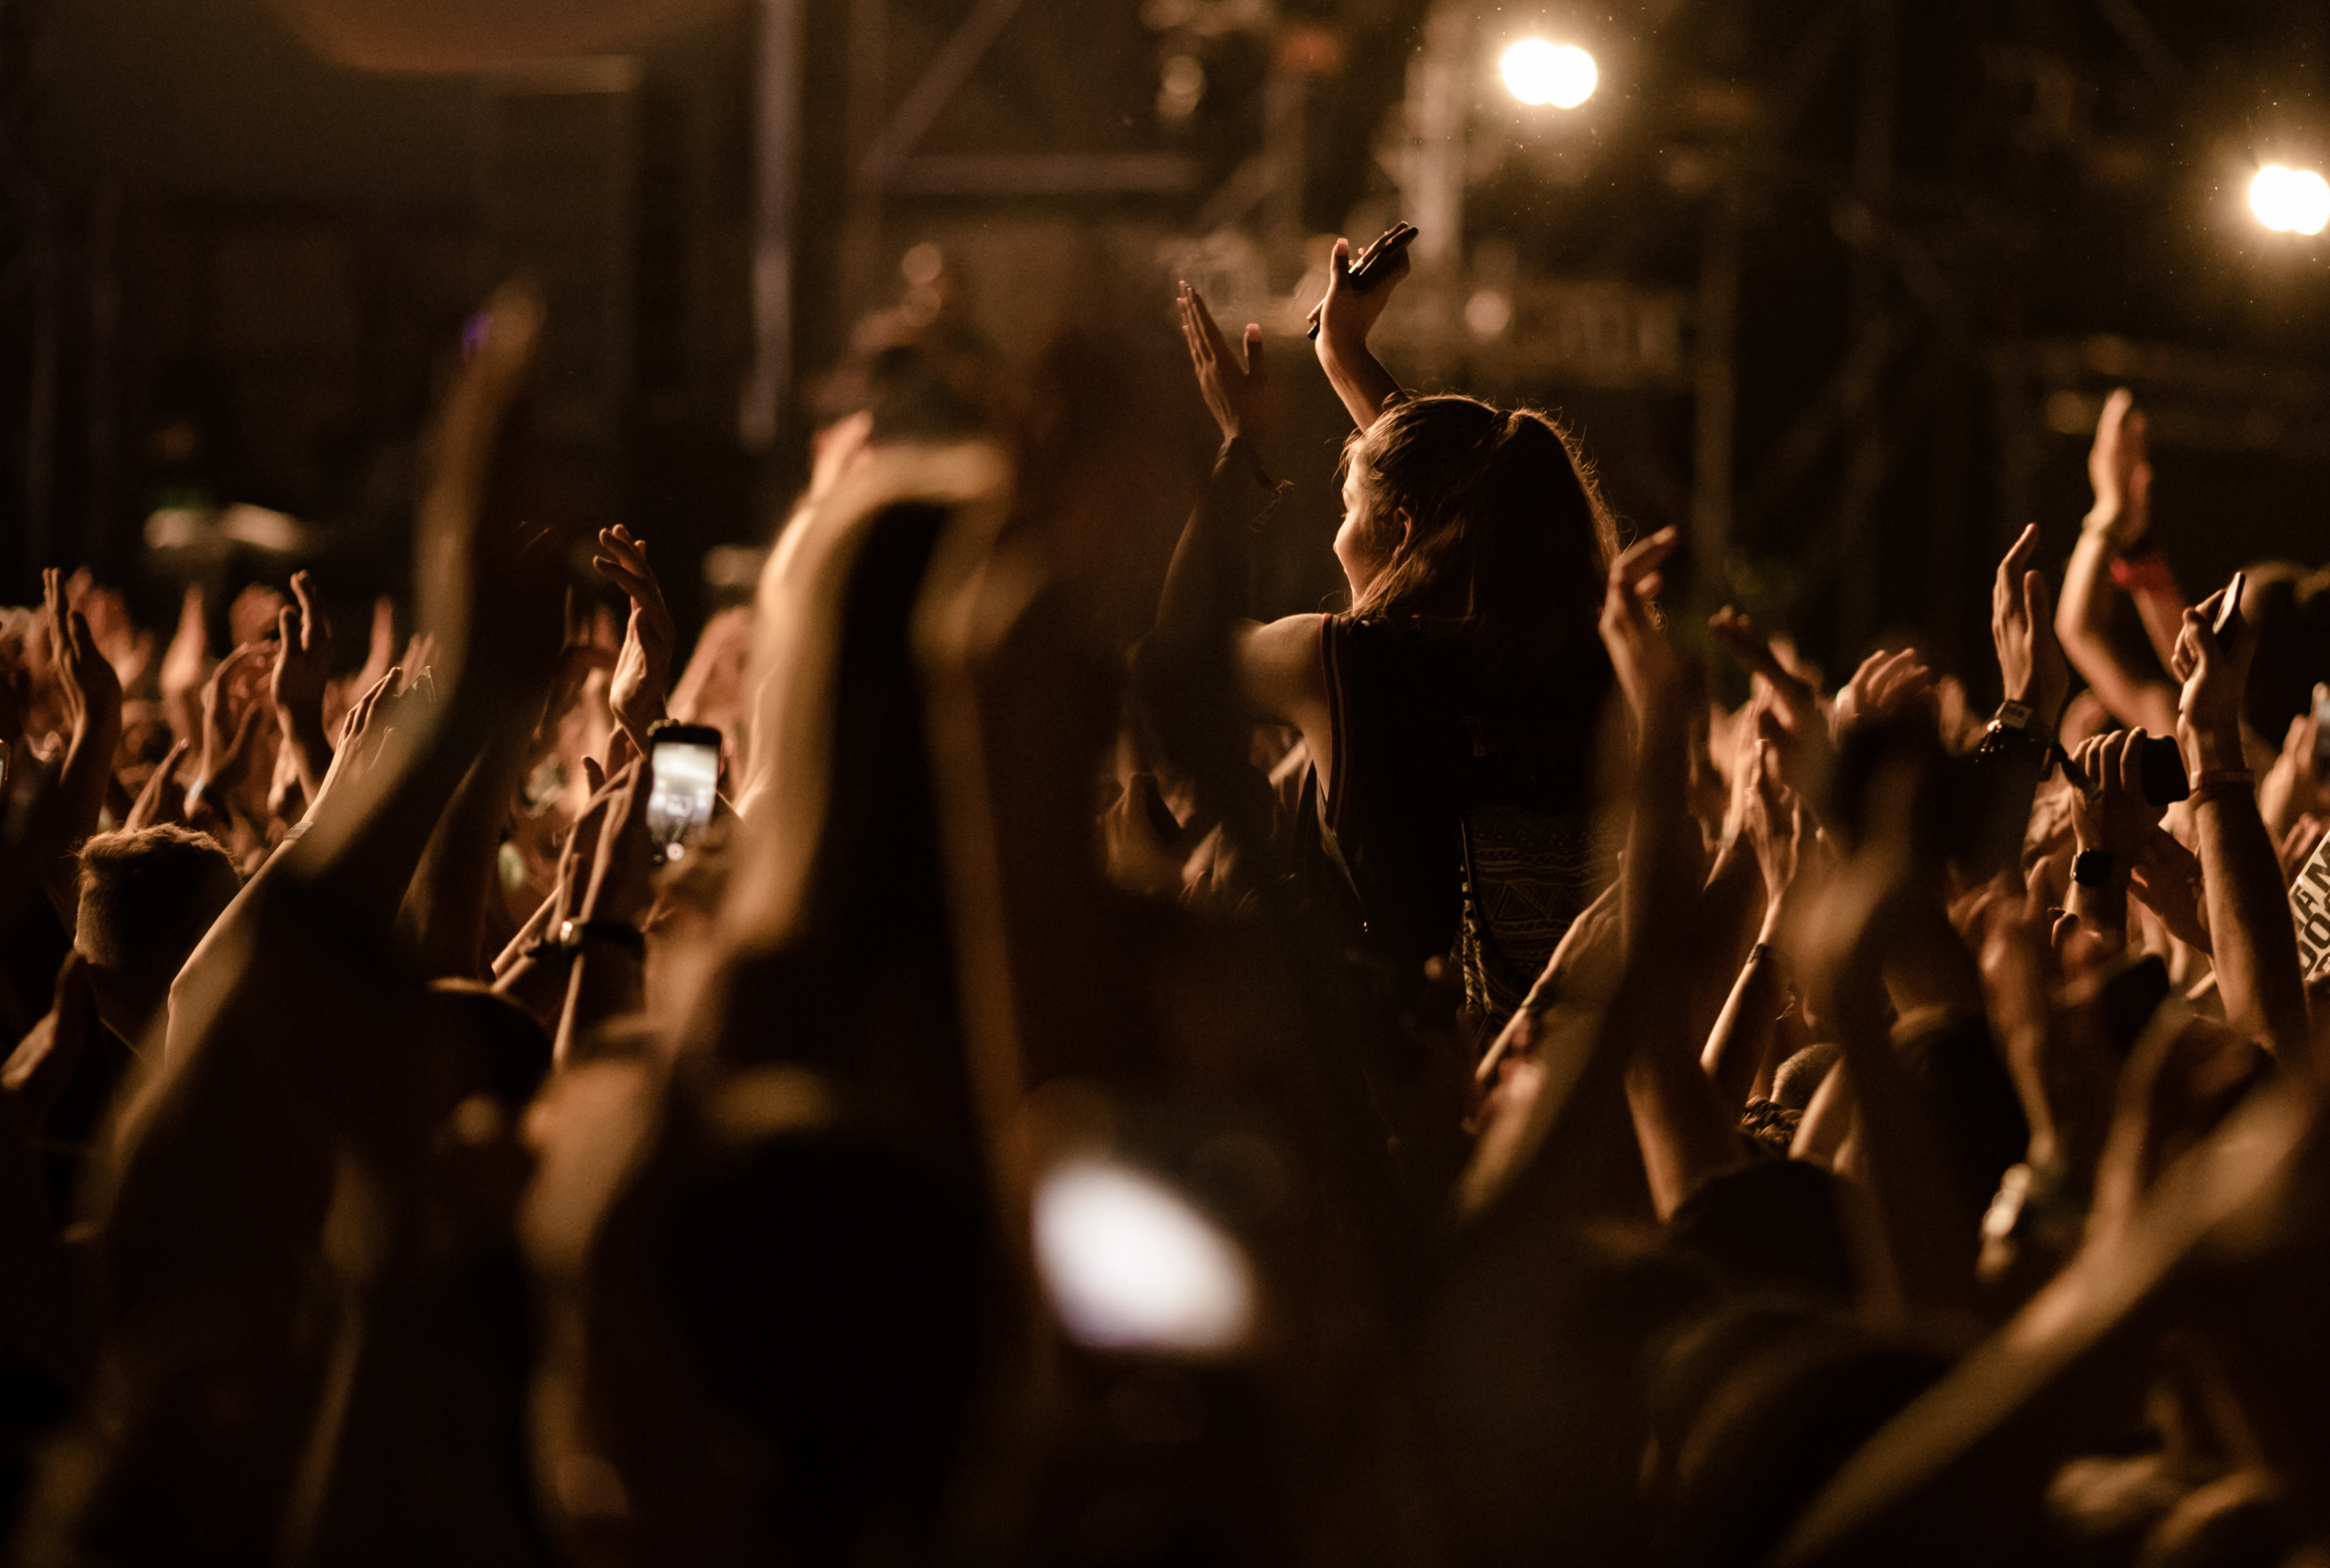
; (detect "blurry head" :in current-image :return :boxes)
[1336,395,1618,663]
[75,825,240,1042]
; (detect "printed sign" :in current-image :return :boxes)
[2288,833,2330,980]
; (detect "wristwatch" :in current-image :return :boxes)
[559,917,646,961]
[1977,700,2056,771]
[526,917,646,964]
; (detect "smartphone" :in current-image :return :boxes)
[1347,222,1419,294]
[1308,222,1419,340]
[645,720,722,862]
[2136,733,2190,805]
[2214,570,2246,637]
[2312,683,2330,770]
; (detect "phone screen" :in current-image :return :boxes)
[646,738,720,860]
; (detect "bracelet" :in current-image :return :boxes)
[2109,551,2175,594]
[2190,770,2255,809]
[557,917,646,961]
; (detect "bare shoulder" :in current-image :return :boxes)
[1235,613,1329,718]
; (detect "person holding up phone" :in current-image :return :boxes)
[1154,236,1625,1028]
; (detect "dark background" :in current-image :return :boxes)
[9,0,2330,682]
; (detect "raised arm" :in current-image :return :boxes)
[2172,577,2311,1065]
[2055,389,2180,734]
[1310,232,1408,430]
[268,570,335,809]
[29,570,123,928]
[595,524,676,757]
[1602,529,1746,1219]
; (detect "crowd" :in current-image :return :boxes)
[0,236,2326,1568]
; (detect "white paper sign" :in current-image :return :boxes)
[2289,833,2330,980]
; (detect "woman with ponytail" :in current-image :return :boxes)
[1153,238,1624,1028]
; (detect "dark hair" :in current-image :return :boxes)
[76,825,239,981]
[1343,395,1619,667]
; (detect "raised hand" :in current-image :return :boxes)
[1834,646,1936,737]
[42,567,123,746]
[159,583,210,747]
[2066,729,2168,863]
[1308,226,1412,359]
[1710,603,1834,809]
[270,570,336,805]
[2172,574,2254,775]
[1599,527,1683,726]
[2086,386,2151,546]
[1741,738,1806,919]
[594,524,676,752]
[123,737,192,831]
[188,643,272,827]
[1993,522,2069,724]
[1176,283,1271,444]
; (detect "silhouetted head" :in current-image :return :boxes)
[1337,395,1618,668]
[76,825,240,1043]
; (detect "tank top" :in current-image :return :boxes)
[1299,613,1619,1027]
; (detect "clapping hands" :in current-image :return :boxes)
[1176,283,1271,446]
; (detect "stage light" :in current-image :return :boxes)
[1501,40,1596,109]
[1035,1158,1254,1354]
[2251,164,2330,235]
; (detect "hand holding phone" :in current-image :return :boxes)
[644,720,721,862]
[1308,223,1418,341]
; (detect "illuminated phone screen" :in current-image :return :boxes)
[646,740,720,859]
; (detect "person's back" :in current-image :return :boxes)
[1310,611,1615,1017]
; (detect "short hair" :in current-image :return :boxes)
[75,825,239,980]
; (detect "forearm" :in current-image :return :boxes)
[1621,716,1744,1218]
[1701,941,1788,1109]
[2057,529,2177,731]
[275,705,333,809]
[1316,338,1400,431]
[398,727,533,980]
[555,944,642,1064]
[2194,789,2309,1058]
[34,716,122,926]
[1148,437,1276,650]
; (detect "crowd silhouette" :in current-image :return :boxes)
[1,240,2327,1568]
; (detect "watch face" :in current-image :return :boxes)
[1996,701,2036,729]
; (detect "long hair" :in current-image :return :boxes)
[1343,395,1619,670]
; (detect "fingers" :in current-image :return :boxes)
[582,754,605,795]
[1243,320,1264,377]
[2120,726,2149,800]
[2022,567,2055,631]
[2094,386,2132,446]
[1611,526,1679,590]
[1185,285,1234,364]
[606,726,636,775]
[289,570,326,650]
[1998,522,2038,599]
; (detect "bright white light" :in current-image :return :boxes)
[2251,164,2330,235]
[1033,1159,1254,1354]
[1501,40,1596,109]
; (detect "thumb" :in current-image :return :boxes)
[1243,322,1263,375]
[1331,236,1352,285]
[582,755,605,795]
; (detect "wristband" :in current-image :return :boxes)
[2109,551,2175,594]
[557,917,646,961]
[2190,770,2255,809]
